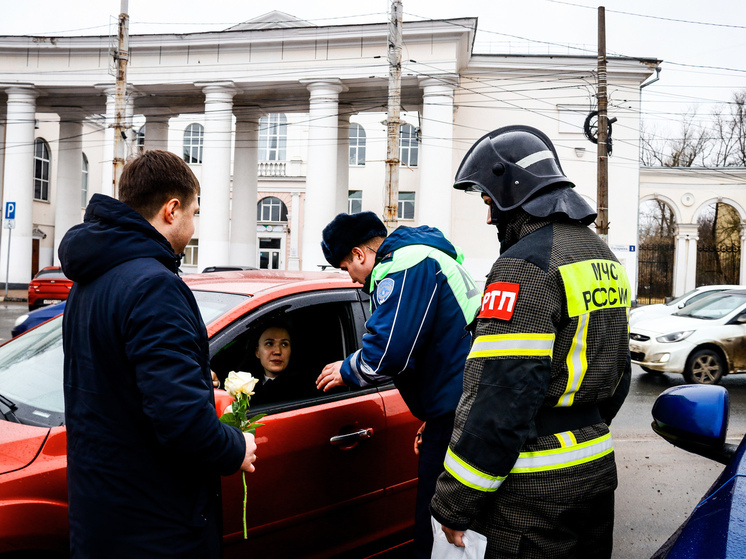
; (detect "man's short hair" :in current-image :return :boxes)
[321,212,387,268]
[119,150,200,220]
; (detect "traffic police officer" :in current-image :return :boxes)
[316,211,481,559]
[430,126,631,558]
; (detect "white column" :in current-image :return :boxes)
[300,79,346,270]
[0,111,6,201]
[417,76,458,237]
[197,82,237,272]
[738,223,746,285]
[230,108,260,266]
[53,111,85,265]
[336,112,351,215]
[673,232,688,297]
[288,192,301,270]
[685,232,699,293]
[96,85,117,197]
[1,86,38,286]
[143,113,170,151]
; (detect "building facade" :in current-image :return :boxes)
[0,12,658,291]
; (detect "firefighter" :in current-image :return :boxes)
[430,125,631,559]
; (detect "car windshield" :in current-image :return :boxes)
[0,290,249,427]
[674,292,746,320]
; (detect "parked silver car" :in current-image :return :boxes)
[630,284,740,327]
[630,289,746,384]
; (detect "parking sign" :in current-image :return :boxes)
[4,202,15,220]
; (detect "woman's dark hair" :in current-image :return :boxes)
[255,322,293,348]
[119,150,200,220]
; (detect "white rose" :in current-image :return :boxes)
[223,371,259,398]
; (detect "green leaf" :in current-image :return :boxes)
[246,413,267,424]
[220,413,239,428]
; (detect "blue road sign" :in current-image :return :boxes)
[5,202,15,220]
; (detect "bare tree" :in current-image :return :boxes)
[665,109,711,167]
[641,90,746,168]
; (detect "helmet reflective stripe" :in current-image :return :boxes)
[444,447,506,492]
[467,333,554,360]
[516,150,555,170]
[511,433,613,474]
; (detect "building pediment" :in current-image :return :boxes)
[225,11,314,31]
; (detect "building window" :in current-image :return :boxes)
[258,237,282,269]
[34,138,51,201]
[400,124,419,167]
[259,113,288,161]
[348,190,362,214]
[183,123,204,164]
[257,196,288,223]
[81,153,89,208]
[349,123,366,166]
[398,192,415,220]
[136,125,146,153]
[183,239,199,266]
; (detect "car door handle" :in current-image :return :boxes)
[330,428,374,446]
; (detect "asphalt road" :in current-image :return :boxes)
[0,301,741,558]
[0,300,28,343]
[612,366,746,559]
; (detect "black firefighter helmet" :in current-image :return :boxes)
[454,125,596,226]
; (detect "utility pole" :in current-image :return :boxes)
[112,0,130,198]
[383,0,402,232]
[596,6,609,243]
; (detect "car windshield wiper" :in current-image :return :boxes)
[0,392,20,423]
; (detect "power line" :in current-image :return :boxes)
[546,0,746,30]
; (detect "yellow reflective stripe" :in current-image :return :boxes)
[557,313,589,407]
[511,433,613,473]
[467,333,555,360]
[444,447,506,493]
[559,259,631,317]
[555,431,577,448]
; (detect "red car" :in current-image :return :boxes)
[0,271,419,558]
[27,266,73,311]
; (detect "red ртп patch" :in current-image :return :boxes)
[478,282,520,320]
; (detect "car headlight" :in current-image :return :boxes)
[656,330,694,343]
[13,314,28,327]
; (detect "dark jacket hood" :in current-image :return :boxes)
[377,225,459,262]
[59,194,179,284]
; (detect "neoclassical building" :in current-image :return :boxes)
[0,11,658,292]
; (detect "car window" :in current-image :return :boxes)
[681,290,724,308]
[192,290,251,325]
[675,292,746,320]
[0,315,65,426]
[209,290,368,411]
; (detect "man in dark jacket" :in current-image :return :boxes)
[316,212,482,559]
[430,126,631,558]
[59,150,256,558]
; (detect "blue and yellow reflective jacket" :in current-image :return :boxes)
[340,225,482,421]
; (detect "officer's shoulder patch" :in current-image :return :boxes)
[376,278,396,304]
[478,281,520,320]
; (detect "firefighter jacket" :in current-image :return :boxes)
[431,212,631,536]
[339,225,482,421]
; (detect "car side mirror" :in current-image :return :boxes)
[651,385,737,465]
[735,313,746,324]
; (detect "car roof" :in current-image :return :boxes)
[182,269,356,298]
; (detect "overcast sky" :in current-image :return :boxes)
[2,0,745,141]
